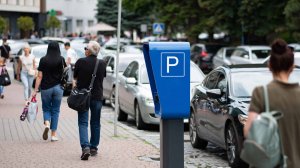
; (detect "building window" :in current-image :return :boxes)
[1,0,8,4]
[88,20,94,27]
[76,19,83,32]
[25,0,33,6]
[8,0,16,5]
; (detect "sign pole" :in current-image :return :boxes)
[160,119,184,168]
[114,0,122,137]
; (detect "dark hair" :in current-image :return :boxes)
[64,42,70,47]
[44,41,62,66]
[269,39,294,74]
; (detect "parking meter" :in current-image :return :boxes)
[143,42,190,168]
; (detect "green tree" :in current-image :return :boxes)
[284,0,300,41]
[45,16,61,36]
[0,16,6,35]
[17,16,35,38]
[96,0,151,34]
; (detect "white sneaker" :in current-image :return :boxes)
[51,136,59,142]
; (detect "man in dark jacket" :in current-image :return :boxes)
[0,37,11,62]
[73,41,106,160]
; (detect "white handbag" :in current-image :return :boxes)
[27,96,38,123]
[28,68,37,76]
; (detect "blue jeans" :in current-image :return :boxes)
[0,85,3,95]
[20,71,34,100]
[41,84,64,131]
[78,100,102,150]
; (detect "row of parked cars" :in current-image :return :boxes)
[191,43,300,74]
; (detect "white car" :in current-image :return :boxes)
[230,46,270,65]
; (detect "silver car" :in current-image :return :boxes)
[212,47,235,69]
[230,46,270,65]
[102,53,143,107]
[117,59,205,130]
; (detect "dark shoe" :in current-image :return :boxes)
[90,148,98,156]
[81,147,90,160]
[0,95,4,99]
[42,126,50,140]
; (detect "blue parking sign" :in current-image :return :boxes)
[161,52,185,77]
[143,42,190,119]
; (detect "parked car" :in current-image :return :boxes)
[117,60,205,129]
[190,43,224,73]
[189,64,300,167]
[102,53,144,107]
[262,51,300,66]
[212,47,236,69]
[230,46,270,65]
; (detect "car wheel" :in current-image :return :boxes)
[135,102,147,130]
[117,103,128,121]
[225,124,247,168]
[189,112,208,149]
[109,87,116,109]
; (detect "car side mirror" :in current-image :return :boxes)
[125,77,137,85]
[106,66,113,73]
[206,89,222,99]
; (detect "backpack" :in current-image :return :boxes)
[240,85,287,168]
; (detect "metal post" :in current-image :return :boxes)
[114,0,122,137]
[160,119,184,168]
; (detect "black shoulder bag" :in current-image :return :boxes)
[67,59,100,112]
[60,59,69,90]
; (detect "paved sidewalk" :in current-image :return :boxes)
[0,81,159,168]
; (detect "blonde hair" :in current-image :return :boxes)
[23,44,31,50]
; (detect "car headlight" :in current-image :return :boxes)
[142,97,154,106]
[238,114,248,125]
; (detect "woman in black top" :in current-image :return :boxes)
[33,42,66,142]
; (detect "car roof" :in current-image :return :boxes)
[236,45,271,50]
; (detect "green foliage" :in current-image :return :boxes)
[96,0,151,31]
[17,16,35,32]
[284,0,300,41]
[0,16,6,34]
[45,16,61,29]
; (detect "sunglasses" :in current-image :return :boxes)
[84,47,88,51]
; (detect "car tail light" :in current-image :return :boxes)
[200,51,208,57]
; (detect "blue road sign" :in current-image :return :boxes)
[153,23,165,35]
[143,42,190,119]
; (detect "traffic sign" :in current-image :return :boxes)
[153,23,165,35]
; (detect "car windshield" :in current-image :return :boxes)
[32,46,48,58]
[191,63,204,83]
[119,57,137,72]
[231,70,300,98]
[252,49,270,59]
[231,70,272,98]
[141,66,149,84]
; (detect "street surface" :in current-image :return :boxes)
[0,62,229,168]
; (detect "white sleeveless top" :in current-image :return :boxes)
[20,54,35,72]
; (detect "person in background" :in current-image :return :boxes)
[32,41,66,142]
[0,57,5,99]
[244,39,300,167]
[64,42,78,84]
[73,41,106,160]
[17,44,36,104]
[0,37,11,99]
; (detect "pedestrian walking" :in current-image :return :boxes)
[73,41,106,160]
[0,37,11,99]
[64,42,78,84]
[244,39,300,167]
[17,44,36,104]
[32,41,66,142]
[0,57,5,99]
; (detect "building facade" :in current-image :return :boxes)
[46,0,97,36]
[0,0,46,38]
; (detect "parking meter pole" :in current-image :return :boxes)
[114,0,122,137]
[160,119,184,168]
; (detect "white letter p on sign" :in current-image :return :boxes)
[167,56,178,73]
